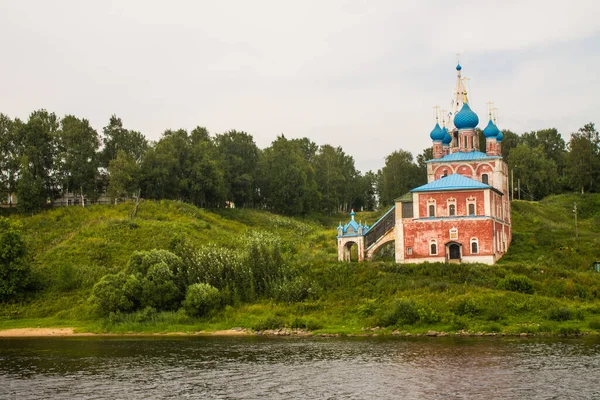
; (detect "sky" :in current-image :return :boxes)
[1,0,599,173]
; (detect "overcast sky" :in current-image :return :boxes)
[1,1,599,173]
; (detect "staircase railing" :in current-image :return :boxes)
[365,206,395,248]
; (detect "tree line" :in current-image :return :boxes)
[1,109,598,214]
[0,111,374,214]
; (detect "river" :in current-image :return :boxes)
[1,336,599,399]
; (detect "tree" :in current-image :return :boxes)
[215,130,259,207]
[521,128,566,174]
[57,115,100,205]
[16,156,47,212]
[101,115,148,167]
[500,130,520,161]
[257,135,320,215]
[509,143,558,200]
[107,149,141,201]
[187,127,226,208]
[379,150,422,205]
[0,114,18,205]
[565,123,600,193]
[0,217,29,301]
[14,110,60,202]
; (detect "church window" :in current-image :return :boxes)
[482,174,489,184]
[470,238,479,254]
[429,204,435,217]
[443,170,448,177]
[407,247,413,255]
[447,197,456,217]
[467,197,476,216]
[464,136,468,148]
[430,240,438,255]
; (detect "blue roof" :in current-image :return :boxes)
[411,173,492,193]
[426,150,501,163]
[483,119,500,138]
[442,127,452,145]
[429,123,444,141]
[454,103,479,130]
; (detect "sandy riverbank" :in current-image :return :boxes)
[0,328,255,337]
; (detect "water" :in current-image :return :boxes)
[1,336,600,399]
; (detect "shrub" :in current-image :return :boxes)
[453,297,481,316]
[0,217,29,301]
[588,320,600,330]
[89,273,137,315]
[497,274,534,294]
[140,262,182,311]
[273,276,313,303]
[548,307,573,321]
[379,300,420,327]
[252,315,284,331]
[182,283,220,317]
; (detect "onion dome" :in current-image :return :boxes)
[483,119,500,138]
[456,63,462,71]
[442,127,452,145]
[454,103,479,130]
[496,129,504,142]
[429,123,444,141]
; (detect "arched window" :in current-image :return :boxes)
[468,203,475,215]
[430,240,438,255]
[429,204,435,217]
[443,170,448,177]
[464,136,468,148]
[449,204,456,216]
[482,174,489,184]
[470,238,479,254]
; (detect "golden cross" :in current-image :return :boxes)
[433,105,440,122]
[487,101,494,118]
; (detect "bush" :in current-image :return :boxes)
[182,283,220,317]
[548,307,573,321]
[140,262,182,311]
[379,300,420,327]
[252,315,284,331]
[497,274,534,294]
[588,320,600,330]
[453,297,481,316]
[89,273,138,315]
[0,217,29,301]
[273,276,313,303]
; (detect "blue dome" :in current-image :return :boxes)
[454,103,479,130]
[456,63,462,71]
[442,127,452,145]
[483,119,500,138]
[496,129,504,142]
[429,123,444,141]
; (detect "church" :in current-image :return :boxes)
[337,62,511,265]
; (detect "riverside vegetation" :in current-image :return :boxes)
[1,193,600,336]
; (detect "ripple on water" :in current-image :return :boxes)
[1,336,600,399]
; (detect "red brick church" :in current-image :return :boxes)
[338,63,511,264]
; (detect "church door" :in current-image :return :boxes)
[449,244,461,260]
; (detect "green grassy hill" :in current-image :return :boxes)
[1,195,600,335]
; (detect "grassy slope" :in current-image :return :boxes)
[1,195,600,335]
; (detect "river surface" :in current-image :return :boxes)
[1,335,600,399]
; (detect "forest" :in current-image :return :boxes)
[1,110,599,215]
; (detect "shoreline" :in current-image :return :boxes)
[0,327,596,338]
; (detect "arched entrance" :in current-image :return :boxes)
[343,241,359,262]
[446,242,462,263]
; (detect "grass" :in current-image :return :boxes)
[2,194,600,336]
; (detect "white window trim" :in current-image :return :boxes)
[447,197,456,217]
[427,198,436,217]
[470,237,479,254]
[430,239,438,256]
[466,197,476,216]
